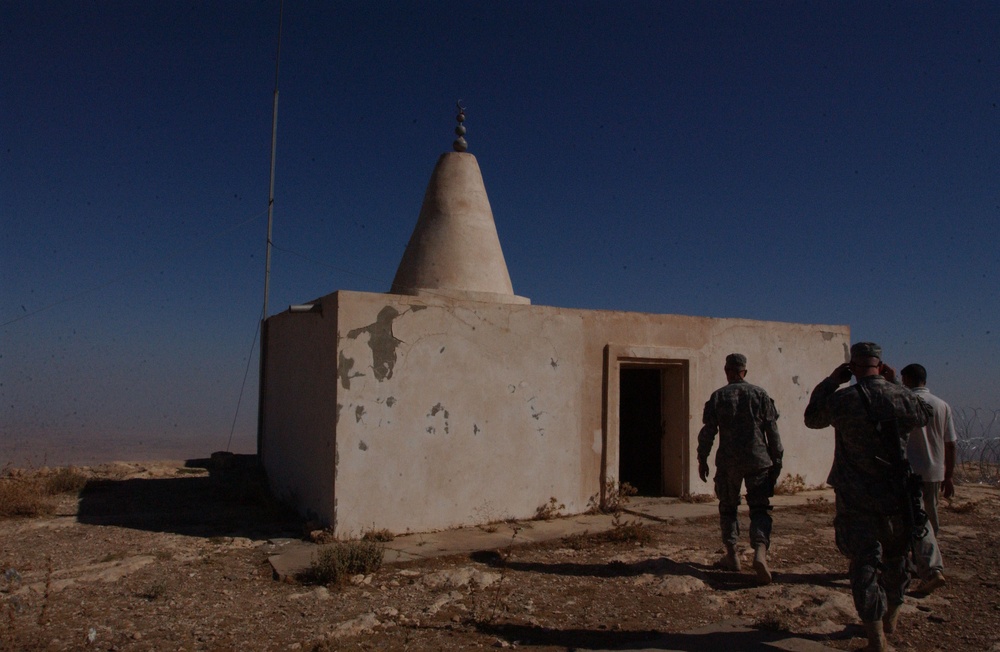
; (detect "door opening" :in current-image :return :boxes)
[617,362,688,497]
[619,368,661,495]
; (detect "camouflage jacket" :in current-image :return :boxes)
[697,379,782,474]
[804,375,932,513]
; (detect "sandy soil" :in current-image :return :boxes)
[2,458,998,651]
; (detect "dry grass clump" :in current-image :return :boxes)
[946,499,981,514]
[361,528,395,542]
[300,540,385,586]
[533,497,566,520]
[586,480,638,515]
[0,476,51,518]
[600,517,654,545]
[0,466,90,518]
[679,492,715,503]
[43,467,89,494]
[773,473,807,495]
[754,610,793,632]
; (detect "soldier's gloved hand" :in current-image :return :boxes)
[698,459,710,483]
[768,458,783,486]
[943,477,955,499]
[830,363,852,385]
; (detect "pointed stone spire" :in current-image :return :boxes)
[389,105,529,304]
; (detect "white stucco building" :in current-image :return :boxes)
[260,126,847,536]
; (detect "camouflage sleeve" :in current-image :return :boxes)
[897,393,933,434]
[804,377,839,430]
[697,395,718,463]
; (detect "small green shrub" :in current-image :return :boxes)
[302,540,384,586]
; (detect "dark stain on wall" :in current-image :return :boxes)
[338,352,364,389]
[347,306,403,381]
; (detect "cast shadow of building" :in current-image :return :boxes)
[76,452,301,540]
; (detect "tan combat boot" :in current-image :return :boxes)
[863,620,888,651]
[716,543,741,571]
[919,570,946,595]
[883,602,901,635]
[753,544,772,585]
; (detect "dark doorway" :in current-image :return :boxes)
[616,361,688,497]
[619,368,662,496]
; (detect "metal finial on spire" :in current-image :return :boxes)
[453,101,468,152]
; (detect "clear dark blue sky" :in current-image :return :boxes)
[3,1,997,465]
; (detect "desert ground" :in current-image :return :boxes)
[2,456,999,651]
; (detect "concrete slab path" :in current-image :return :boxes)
[269,489,835,580]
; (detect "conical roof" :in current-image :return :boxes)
[389,114,529,305]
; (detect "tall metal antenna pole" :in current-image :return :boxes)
[263,1,283,321]
[258,0,284,458]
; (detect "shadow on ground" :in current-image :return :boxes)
[470,550,846,593]
[76,452,302,540]
[464,619,853,650]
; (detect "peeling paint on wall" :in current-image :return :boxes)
[346,306,403,381]
[426,402,450,435]
[359,440,368,451]
[792,375,800,385]
[338,352,364,389]
[355,405,365,423]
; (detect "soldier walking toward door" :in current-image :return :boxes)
[697,353,783,585]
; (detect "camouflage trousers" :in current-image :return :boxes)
[834,494,911,623]
[714,466,772,548]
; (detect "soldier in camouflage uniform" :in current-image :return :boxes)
[697,353,783,585]
[805,342,932,652]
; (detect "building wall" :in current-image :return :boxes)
[262,290,848,536]
[260,304,339,524]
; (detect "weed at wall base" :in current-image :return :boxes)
[299,540,384,587]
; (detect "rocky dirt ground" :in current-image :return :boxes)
[2,457,999,651]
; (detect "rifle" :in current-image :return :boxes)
[854,384,928,546]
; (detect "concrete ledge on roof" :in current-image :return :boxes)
[388,287,531,305]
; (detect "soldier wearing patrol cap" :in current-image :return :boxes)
[805,342,933,652]
[697,353,783,585]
